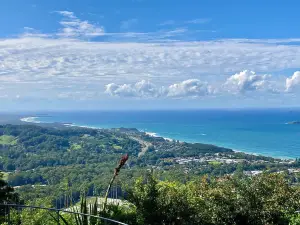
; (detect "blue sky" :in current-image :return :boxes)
[2,0,300,40]
[1,0,300,110]
[2,0,300,39]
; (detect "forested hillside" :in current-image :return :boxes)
[1,124,300,224]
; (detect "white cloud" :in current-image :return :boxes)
[105,80,161,98]
[105,83,137,97]
[286,71,300,92]
[167,79,212,97]
[224,70,274,94]
[135,80,162,96]
[57,11,76,19]
[105,79,211,98]
[56,11,104,38]
[20,11,195,42]
[1,37,300,101]
[2,10,300,103]
[21,27,49,38]
[222,38,300,44]
[1,38,300,90]
[161,28,188,37]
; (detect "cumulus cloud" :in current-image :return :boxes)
[286,71,300,92]
[56,11,104,38]
[224,70,274,94]
[105,83,137,97]
[167,79,212,97]
[105,80,162,98]
[135,80,162,96]
[105,79,211,98]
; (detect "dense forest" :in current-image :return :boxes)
[1,124,300,224]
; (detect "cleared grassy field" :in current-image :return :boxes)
[208,161,222,166]
[1,172,10,181]
[0,135,17,145]
[70,143,82,150]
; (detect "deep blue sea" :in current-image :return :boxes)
[23,109,300,159]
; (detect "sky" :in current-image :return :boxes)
[1,0,300,111]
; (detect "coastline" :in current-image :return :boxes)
[20,116,101,129]
[144,132,173,142]
[20,116,41,123]
[19,116,292,160]
[20,116,174,142]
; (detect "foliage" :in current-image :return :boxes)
[0,173,18,204]
[289,214,300,225]
[126,173,300,225]
[2,168,300,224]
[10,198,58,225]
[0,172,19,223]
[0,135,17,146]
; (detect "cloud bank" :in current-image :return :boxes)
[0,10,300,105]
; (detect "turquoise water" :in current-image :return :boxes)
[26,109,300,159]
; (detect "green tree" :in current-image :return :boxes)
[127,173,197,225]
[0,173,18,204]
[127,173,161,225]
[0,172,19,223]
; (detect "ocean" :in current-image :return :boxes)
[21,109,300,159]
